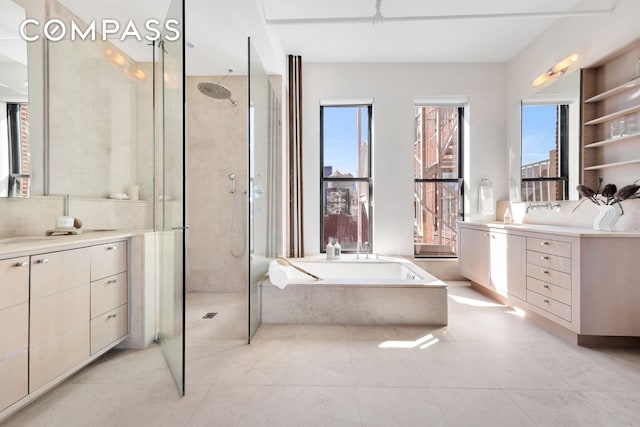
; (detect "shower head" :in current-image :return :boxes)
[197,82,232,100]
[228,173,236,180]
[197,69,238,107]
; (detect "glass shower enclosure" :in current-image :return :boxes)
[156,0,186,395]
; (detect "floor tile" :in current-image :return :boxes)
[432,388,537,427]
[357,387,447,427]
[186,385,282,427]
[273,386,360,427]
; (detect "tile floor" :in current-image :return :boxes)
[3,282,640,426]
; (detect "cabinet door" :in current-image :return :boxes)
[30,248,90,299]
[459,227,490,286]
[490,232,526,299]
[0,257,30,310]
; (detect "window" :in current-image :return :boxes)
[521,103,569,201]
[413,105,464,257]
[320,105,372,252]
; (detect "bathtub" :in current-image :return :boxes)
[260,256,448,326]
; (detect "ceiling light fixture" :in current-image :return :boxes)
[531,53,579,88]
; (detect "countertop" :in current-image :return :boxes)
[0,229,151,259]
[458,220,640,238]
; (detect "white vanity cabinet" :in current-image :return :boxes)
[0,257,30,412]
[458,222,640,342]
[0,237,130,421]
[458,227,527,300]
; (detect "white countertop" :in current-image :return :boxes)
[458,220,640,238]
[0,230,151,259]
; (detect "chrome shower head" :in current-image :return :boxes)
[228,173,236,180]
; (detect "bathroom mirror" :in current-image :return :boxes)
[0,0,30,197]
[521,70,581,201]
[45,0,154,200]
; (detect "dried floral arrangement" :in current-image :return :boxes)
[573,178,640,215]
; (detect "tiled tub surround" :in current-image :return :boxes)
[261,256,448,325]
[458,220,640,344]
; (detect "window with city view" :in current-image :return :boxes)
[320,105,371,253]
[413,105,463,257]
[521,103,569,201]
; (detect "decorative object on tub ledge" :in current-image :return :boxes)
[276,257,321,280]
[572,178,640,230]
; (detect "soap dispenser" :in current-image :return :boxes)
[503,207,513,223]
[326,239,335,260]
[334,240,342,259]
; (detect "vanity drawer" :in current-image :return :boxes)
[526,250,571,274]
[91,241,127,281]
[527,277,571,305]
[30,285,90,347]
[91,272,127,318]
[0,257,30,309]
[527,289,571,321]
[527,263,572,289]
[527,237,571,258]
[30,248,91,299]
[91,304,127,355]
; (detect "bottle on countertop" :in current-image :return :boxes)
[503,207,513,223]
[333,240,341,259]
[326,238,335,260]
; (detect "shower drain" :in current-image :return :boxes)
[202,312,218,319]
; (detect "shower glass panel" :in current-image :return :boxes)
[248,38,281,342]
[157,0,185,395]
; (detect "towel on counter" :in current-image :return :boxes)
[268,260,294,289]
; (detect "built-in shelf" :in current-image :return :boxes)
[581,39,640,191]
[584,132,640,148]
[583,159,640,171]
[585,76,640,103]
[584,104,640,126]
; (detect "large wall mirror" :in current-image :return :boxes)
[521,70,581,202]
[0,0,29,197]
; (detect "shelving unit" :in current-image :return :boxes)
[580,37,640,189]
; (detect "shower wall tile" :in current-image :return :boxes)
[186,76,248,292]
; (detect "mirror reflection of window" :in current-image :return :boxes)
[0,0,30,197]
[521,103,569,202]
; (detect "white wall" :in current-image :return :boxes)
[303,62,507,256]
[506,0,640,190]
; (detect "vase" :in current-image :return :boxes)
[593,204,622,231]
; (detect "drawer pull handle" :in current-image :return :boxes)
[541,241,549,246]
[36,258,49,264]
[543,284,550,289]
[14,261,29,267]
[107,279,117,284]
[542,270,549,274]
[543,299,550,303]
[107,314,117,319]
[541,256,550,260]
[106,246,117,251]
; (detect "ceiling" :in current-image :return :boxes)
[261,0,616,63]
[5,0,619,80]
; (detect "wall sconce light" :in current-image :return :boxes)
[531,53,579,88]
[104,48,147,81]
